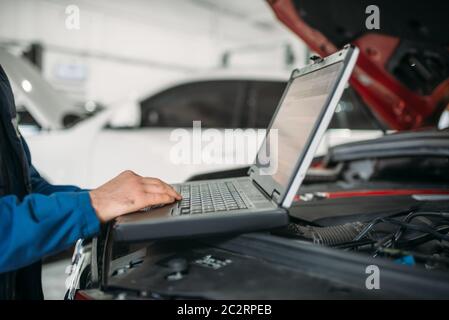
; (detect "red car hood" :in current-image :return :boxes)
[269,0,449,130]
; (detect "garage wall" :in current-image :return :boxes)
[0,0,306,106]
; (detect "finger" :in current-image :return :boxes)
[142,179,181,199]
[165,185,181,200]
[142,183,165,193]
[168,184,180,194]
[143,183,178,198]
[163,183,182,199]
[148,183,180,200]
[122,170,140,177]
[141,177,164,185]
[146,193,176,206]
[142,177,176,192]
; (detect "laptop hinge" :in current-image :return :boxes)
[251,178,270,199]
[271,190,281,202]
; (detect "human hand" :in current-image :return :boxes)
[89,170,181,223]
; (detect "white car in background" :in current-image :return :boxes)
[0,48,86,132]
[27,71,291,188]
[1,48,384,189]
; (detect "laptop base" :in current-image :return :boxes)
[113,177,289,242]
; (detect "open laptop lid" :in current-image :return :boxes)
[248,45,359,209]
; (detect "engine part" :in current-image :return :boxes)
[286,222,366,246]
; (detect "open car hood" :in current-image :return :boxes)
[269,0,449,130]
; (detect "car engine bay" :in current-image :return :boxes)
[284,130,449,272]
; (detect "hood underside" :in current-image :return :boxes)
[269,0,449,130]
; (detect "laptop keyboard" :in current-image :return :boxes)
[178,181,250,215]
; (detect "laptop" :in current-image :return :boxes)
[113,45,359,242]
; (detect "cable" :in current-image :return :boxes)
[349,211,449,262]
[393,212,449,246]
[353,210,448,242]
[370,217,449,256]
[383,225,449,251]
[352,208,419,241]
[353,217,384,241]
[332,239,376,250]
[404,212,449,223]
[382,218,449,242]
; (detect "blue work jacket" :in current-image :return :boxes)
[0,64,100,278]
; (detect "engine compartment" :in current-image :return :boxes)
[285,131,449,272]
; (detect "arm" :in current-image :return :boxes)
[0,138,181,273]
[0,171,181,273]
[0,191,99,273]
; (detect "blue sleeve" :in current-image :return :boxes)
[0,137,100,273]
[0,191,100,273]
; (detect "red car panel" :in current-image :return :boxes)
[268,0,449,130]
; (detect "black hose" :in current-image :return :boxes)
[286,222,366,246]
[393,212,449,245]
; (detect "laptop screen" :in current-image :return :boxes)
[255,61,344,188]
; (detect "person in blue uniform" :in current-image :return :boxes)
[0,65,181,299]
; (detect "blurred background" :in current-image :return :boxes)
[0,0,388,299]
[1,0,307,105]
[0,0,382,189]
[0,0,314,186]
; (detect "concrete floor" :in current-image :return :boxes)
[42,258,71,300]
